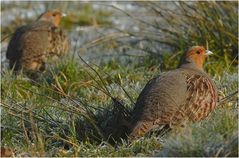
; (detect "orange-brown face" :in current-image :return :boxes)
[185,46,211,70]
[38,10,62,27]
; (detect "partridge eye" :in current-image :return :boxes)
[196,51,201,54]
[52,13,56,17]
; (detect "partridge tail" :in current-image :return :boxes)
[128,121,154,140]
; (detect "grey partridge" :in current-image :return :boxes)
[129,46,218,139]
[6,10,69,72]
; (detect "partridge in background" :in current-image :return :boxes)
[129,46,218,139]
[6,10,69,72]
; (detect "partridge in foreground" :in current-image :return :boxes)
[129,46,217,139]
[6,10,69,72]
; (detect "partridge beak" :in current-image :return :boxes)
[205,50,213,56]
[61,13,67,17]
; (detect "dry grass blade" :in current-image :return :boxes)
[1,33,13,42]
[218,90,238,106]
[16,85,105,139]
[77,53,113,98]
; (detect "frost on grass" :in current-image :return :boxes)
[156,107,238,157]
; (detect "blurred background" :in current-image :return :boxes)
[1,1,238,73]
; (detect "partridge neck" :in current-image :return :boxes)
[179,58,204,72]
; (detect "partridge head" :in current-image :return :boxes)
[37,10,66,27]
[128,46,217,140]
[179,45,213,70]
